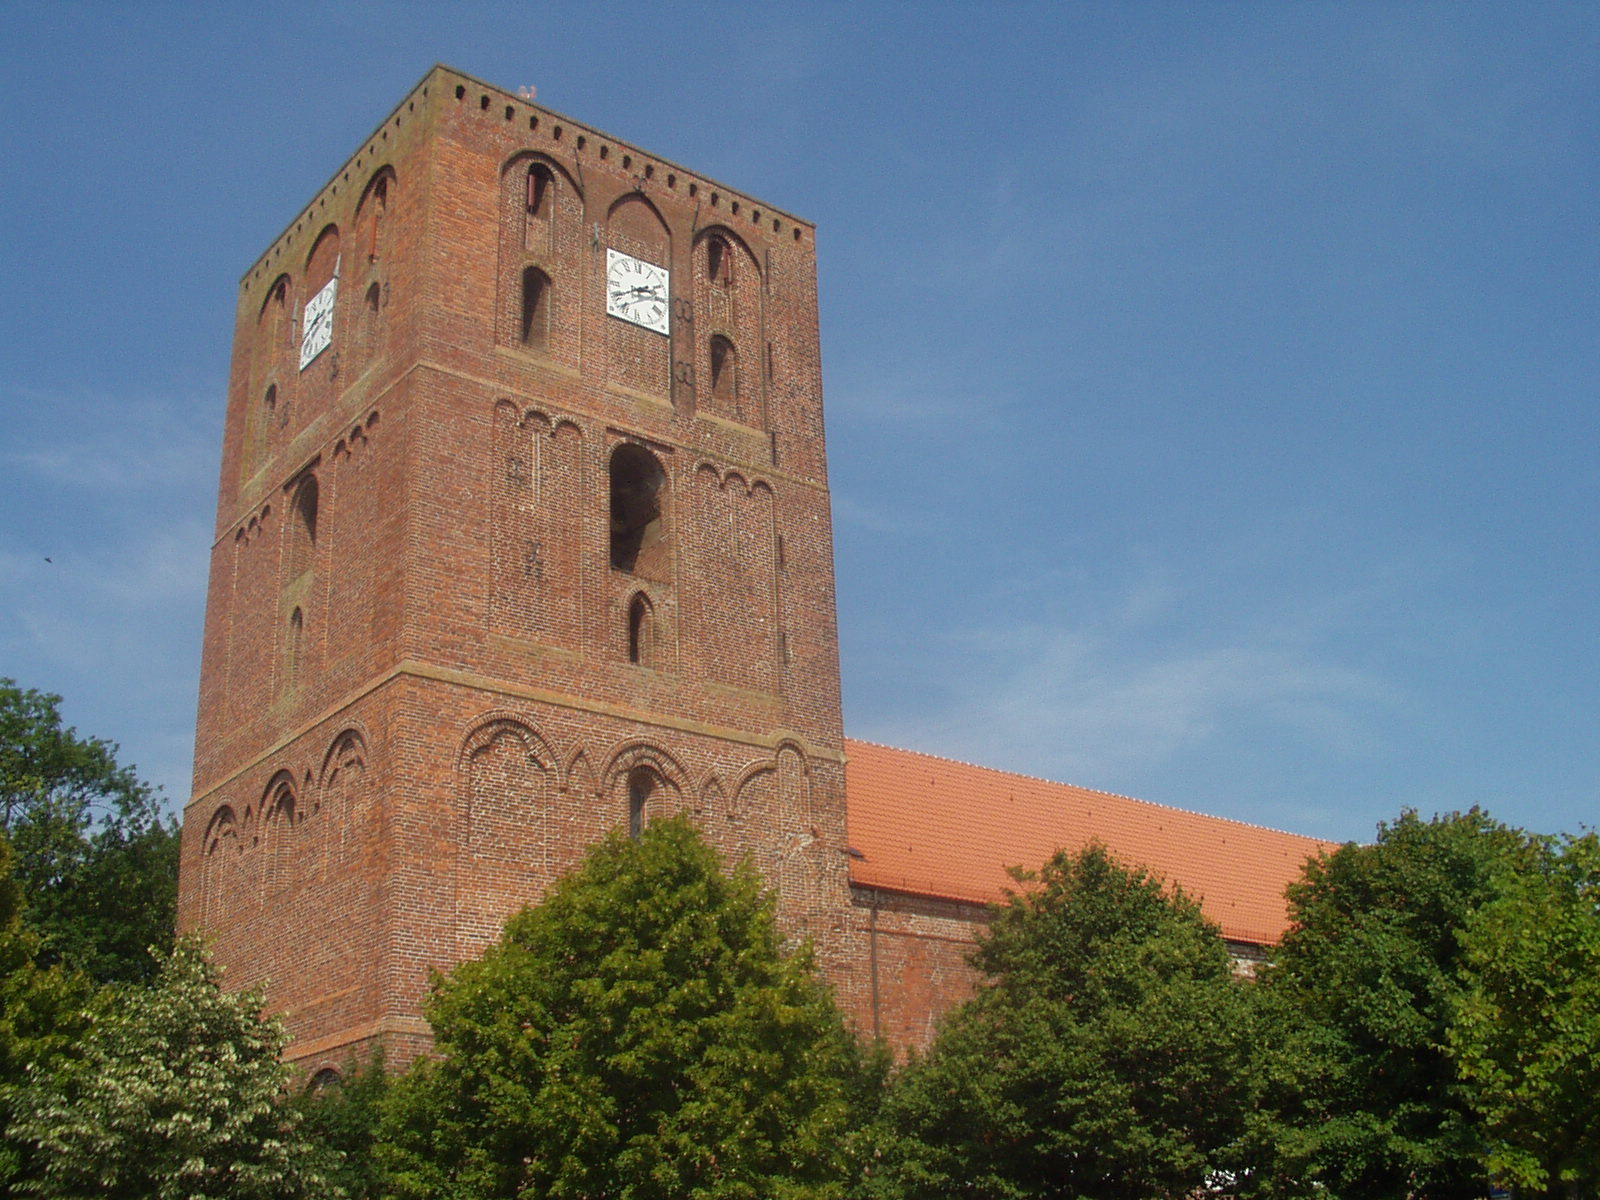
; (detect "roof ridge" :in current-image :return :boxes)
[842,735,1333,846]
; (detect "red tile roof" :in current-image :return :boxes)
[843,738,1338,946]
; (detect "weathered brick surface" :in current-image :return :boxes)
[180,66,870,1066]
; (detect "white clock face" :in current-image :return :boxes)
[606,249,670,335]
[299,276,338,370]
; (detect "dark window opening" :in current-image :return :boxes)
[627,766,656,839]
[520,267,551,348]
[308,1068,343,1094]
[627,594,651,665]
[286,608,304,691]
[707,236,731,286]
[368,177,389,260]
[710,336,737,404]
[526,163,554,216]
[294,476,319,545]
[608,444,664,573]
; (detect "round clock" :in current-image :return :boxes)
[606,249,670,335]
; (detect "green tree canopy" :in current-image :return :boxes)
[0,829,99,1191]
[871,843,1263,1200]
[1450,831,1600,1198]
[0,678,178,982]
[378,816,875,1200]
[1260,808,1527,1198]
[294,1052,393,1200]
[11,937,331,1200]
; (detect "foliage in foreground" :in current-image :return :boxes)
[1260,809,1526,1198]
[11,937,332,1199]
[869,843,1263,1200]
[295,1051,394,1200]
[0,830,99,1191]
[379,816,876,1200]
[0,678,179,983]
[1451,831,1600,1198]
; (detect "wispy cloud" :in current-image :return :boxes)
[854,561,1402,813]
[1,384,219,489]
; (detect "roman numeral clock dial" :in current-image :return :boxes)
[298,275,338,370]
[605,249,670,335]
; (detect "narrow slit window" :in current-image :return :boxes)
[627,594,651,666]
[628,766,655,839]
[367,177,388,261]
[286,607,304,691]
[521,267,552,348]
[709,335,737,404]
[527,163,554,217]
[707,236,731,286]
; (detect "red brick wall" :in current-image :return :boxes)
[181,67,858,1066]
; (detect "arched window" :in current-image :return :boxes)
[366,176,388,262]
[527,162,554,218]
[627,766,658,839]
[709,336,737,404]
[308,1068,343,1093]
[707,235,732,286]
[286,607,304,692]
[627,593,653,666]
[520,267,552,349]
[287,475,318,581]
[608,444,665,573]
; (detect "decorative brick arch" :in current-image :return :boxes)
[691,225,764,425]
[199,804,241,930]
[317,727,369,873]
[260,771,299,898]
[499,153,582,361]
[699,773,727,819]
[455,716,561,956]
[564,747,597,799]
[600,741,687,837]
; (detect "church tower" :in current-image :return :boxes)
[179,66,851,1067]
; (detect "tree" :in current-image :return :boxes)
[0,829,99,1191]
[1450,831,1600,1198]
[379,817,874,1200]
[11,937,332,1199]
[1259,809,1526,1198]
[871,843,1263,1200]
[295,1052,393,1200]
[0,679,179,982]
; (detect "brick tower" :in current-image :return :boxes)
[179,66,852,1068]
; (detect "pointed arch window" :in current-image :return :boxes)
[286,607,304,693]
[627,766,658,839]
[366,175,389,262]
[608,444,665,574]
[520,267,552,349]
[707,235,732,287]
[527,162,555,218]
[709,335,738,405]
[288,475,318,579]
[627,593,653,666]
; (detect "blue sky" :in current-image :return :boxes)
[1,3,1595,845]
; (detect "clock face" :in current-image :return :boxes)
[299,277,338,370]
[606,249,670,335]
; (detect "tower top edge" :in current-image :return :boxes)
[239,63,817,289]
